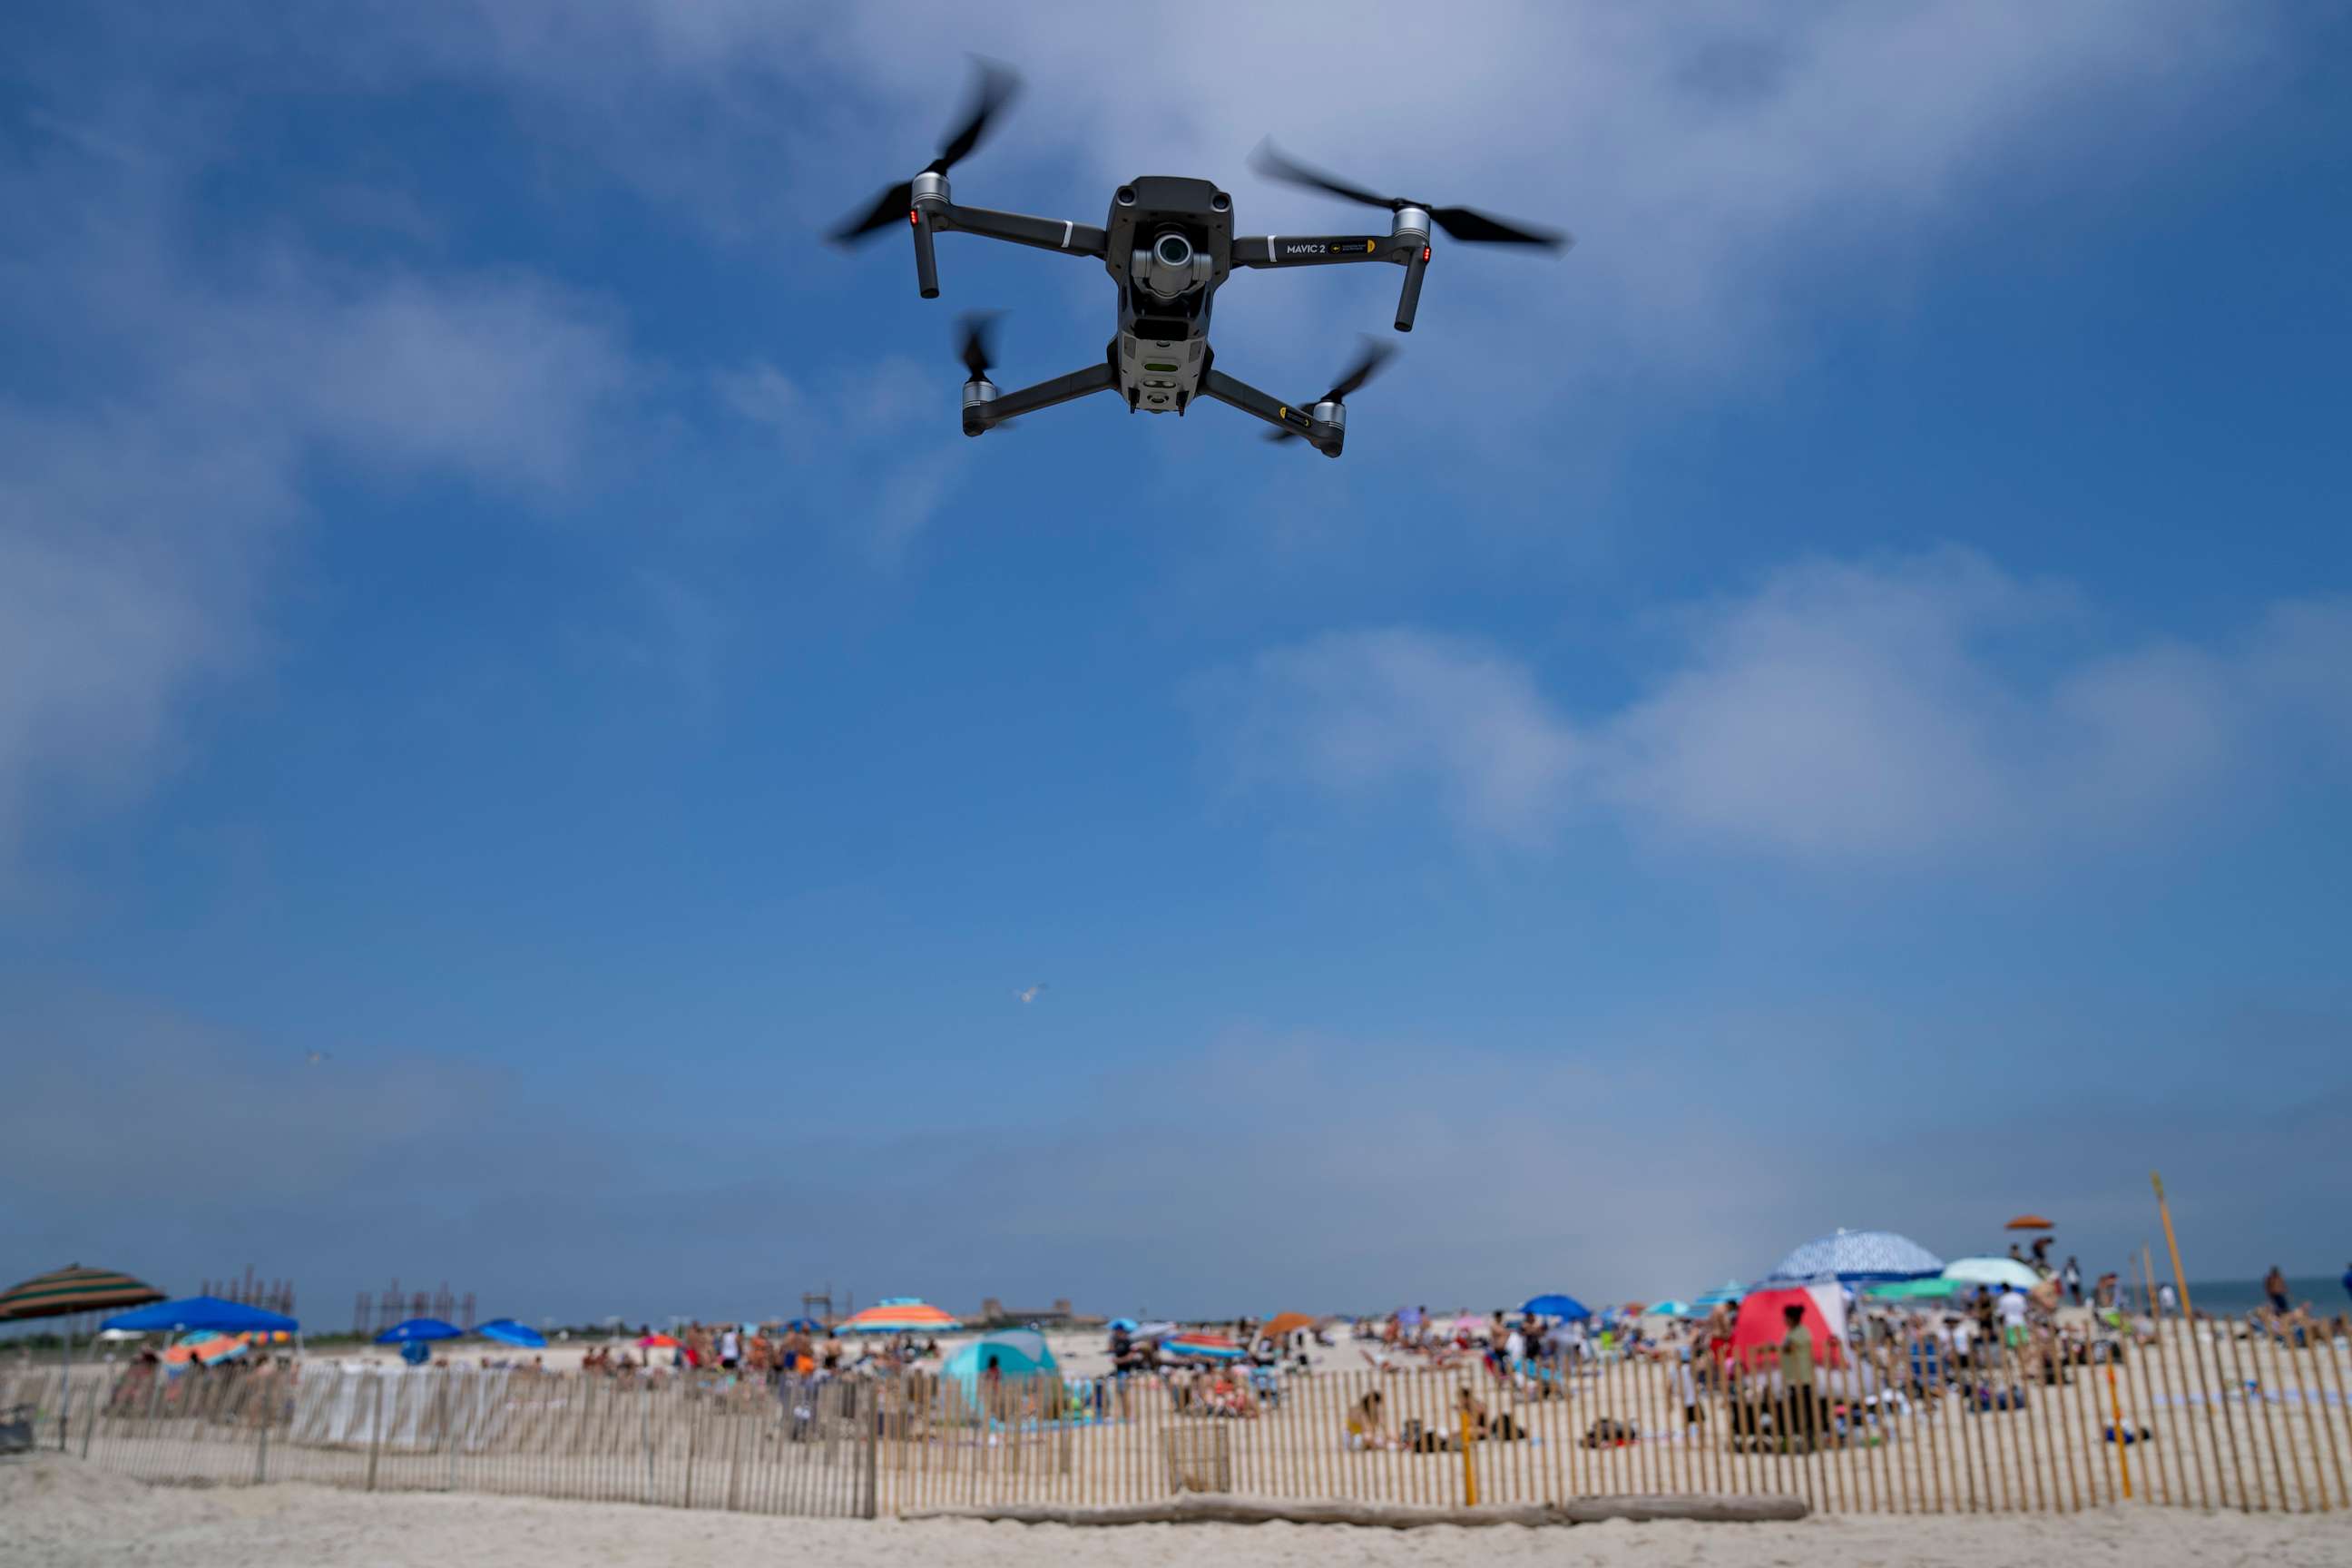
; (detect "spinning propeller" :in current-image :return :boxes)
[1266,338,1396,443]
[1250,142,1571,250]
[956,311,1001,383]
[829,59,1023,246]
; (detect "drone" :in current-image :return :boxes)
[830,62,1571,458]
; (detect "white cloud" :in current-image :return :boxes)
[713,354,964,564]
[1207,550,2352,865]
[0,151,637,863]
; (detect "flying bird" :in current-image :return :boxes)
[1015,984,1048,1004]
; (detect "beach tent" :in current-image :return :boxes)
[101,1296,298,1337]
[1729,1285,1846,1370]
[1762,1229,1943,1285]
[835,1298,962,1334]
[0,1263,166,1454]
[1518,1293,1592,1320]
[944,1330,1059,1406]
[476,1319,547,1348]
[1941,1256,2040,1290]
[375,1318,464,1345]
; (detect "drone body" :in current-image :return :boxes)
[834,64,1569,458]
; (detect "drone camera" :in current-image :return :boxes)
[1133,227,1213,301]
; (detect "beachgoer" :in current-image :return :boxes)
[1998,1286,2028,1349]
[2158,1281,2178,1313]
[2063,1256,2082,1305]
[2342,1264,2352,1308]
[2030,1236,2053,1271]
[1779,1305,1818,1449]
[2265,1265,2290,1316]
[719,1327,740,1370]
[1347,1389,1398,1449]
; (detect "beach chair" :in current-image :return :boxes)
[0,1403,32,1455]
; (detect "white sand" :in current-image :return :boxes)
[5,1455,2347,1568]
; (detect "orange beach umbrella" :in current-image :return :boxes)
[2004,1215,2054,1230]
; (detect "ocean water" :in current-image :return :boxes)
[2173,1276,2349,1317]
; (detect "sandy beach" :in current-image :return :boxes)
[5,1454,2348,1568]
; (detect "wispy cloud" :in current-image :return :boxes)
[713,355,964,565]
[1202,549,2352,866]
[0,141,638,867]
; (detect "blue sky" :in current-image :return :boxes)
[4,3,2348,1328]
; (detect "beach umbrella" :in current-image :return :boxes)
[1646,1299,1693,1318]
[779,1318,823,1334]
[834,1298,963,1335]
[638,1332,681,1348]
[1259,1312,1317,1340]
[1517,1293,1592,1319]
[101,1296,298,1337]
[2004,1215,2054,1231]
[1107,1318,1140,1333]
[0,1263,165,1453]
[375,1318,464,1345]
[476,1318,547,1349]
[1866,1277,1963,1300]
[1941,1256,2040,1290]
[1762,1229,1944,1285]
[1692,1281,1746,1307]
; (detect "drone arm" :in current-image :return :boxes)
[1230,235,1415,269]
[965,361,1119,436]
[933,201,1110,260]
[1198,367,1341,457]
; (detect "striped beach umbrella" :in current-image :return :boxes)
[0,1263,163,1454]
[834,1298,962,1334]
[0,1263,165,1322]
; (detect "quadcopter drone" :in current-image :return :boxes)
[830,63,1571,458]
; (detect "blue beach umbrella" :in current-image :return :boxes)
[1517,1293,1592,1320]
[375,1318,465,1345]
[475,1318,547,1348]
[1762,1230,1944,1285]
[1693,1281,1746,1307]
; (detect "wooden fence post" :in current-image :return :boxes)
[366,1370,385,1493]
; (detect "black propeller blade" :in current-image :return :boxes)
[957,311,1001,382]
[1250,141,1572,251]
[1267,338,1396,443]
[828,58,1023,246]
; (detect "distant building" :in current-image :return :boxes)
[975,1297,1103,1329]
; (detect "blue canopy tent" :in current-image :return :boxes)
[1517,1293,1592,1320]
[943,1330,1059,1409]
[1761,1229,1944,1285]
[475,1318,547,1349]
[100,1296,299,1337]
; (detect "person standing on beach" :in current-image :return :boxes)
[2063,1256,2082,1305]
[1779,1305,1818,1450]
